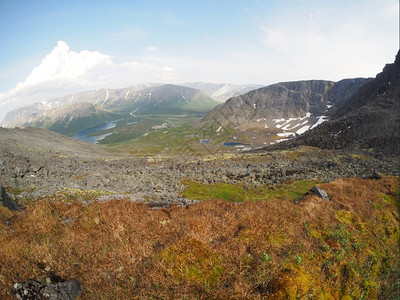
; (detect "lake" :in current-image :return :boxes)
[73,120,119,143]
[223,142,250,147]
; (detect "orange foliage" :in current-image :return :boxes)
[0,176,398,299]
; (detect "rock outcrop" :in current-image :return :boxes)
[13,280,81,300]
[0,185,20,211]
[311,186,330,201]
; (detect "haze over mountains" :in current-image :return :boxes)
[1,51,399,156]
[1,82,262,128]
[182,82,265,102]
[1,84,219,136]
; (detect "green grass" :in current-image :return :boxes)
[181,179,319,202]
[106,120,238,155]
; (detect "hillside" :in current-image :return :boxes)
[262,50,400,155]
[109,84,218,115]
[196,78,371,146]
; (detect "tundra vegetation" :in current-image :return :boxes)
[0,175,398,299]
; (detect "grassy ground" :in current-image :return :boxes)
[0,176,398,299]
[181,179,320,202]
[107,121,240,156]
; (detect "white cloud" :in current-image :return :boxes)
[0,41,180,122]
[25,41,112,86]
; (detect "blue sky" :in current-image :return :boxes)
[0,0,398,121]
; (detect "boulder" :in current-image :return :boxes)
[370,170,382,180]
[0,185,21,211]
[311,186,330,201]
[13,279,82,300]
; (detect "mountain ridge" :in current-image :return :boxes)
[196,77,372,145]
[256,50,400,155]
[1,84,219,136]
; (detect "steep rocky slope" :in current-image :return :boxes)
[263,50,399,155]
[197,78,371,144]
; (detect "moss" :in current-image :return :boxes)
[159,238,224,288]
[309,223,324,239]
[8,187,22,195]
[334,210,355,225]
[270,267,322,299]
[181,179,319,202]
[380,192,399,209]
[45,188,114,202]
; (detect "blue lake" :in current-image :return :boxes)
[223,142,250,147]
[73,120,119,143]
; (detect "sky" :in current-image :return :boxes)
[0,0,398,122]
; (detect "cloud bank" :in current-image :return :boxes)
[0,41,179,121]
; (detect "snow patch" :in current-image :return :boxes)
[277,132,295,137]
[270,138,289,145]
[101,89,109,106]
[273,118,286,123]
[274,112,311,128]
[124,90,130,99]
[310,115,328,129]
[296,125,310,135]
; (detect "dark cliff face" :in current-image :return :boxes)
[327,78,373,112]
[265,51,399,155]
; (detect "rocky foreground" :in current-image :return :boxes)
[0,127,398,208]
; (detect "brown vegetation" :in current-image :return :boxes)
[0,176,398,299]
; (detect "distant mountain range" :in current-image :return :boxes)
[181,82,265,102]
[2,50,398,155]
[1,84,219,136]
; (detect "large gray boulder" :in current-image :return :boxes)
[13,280,82,300]
[0,185,20,211]
[311,186,330,201]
